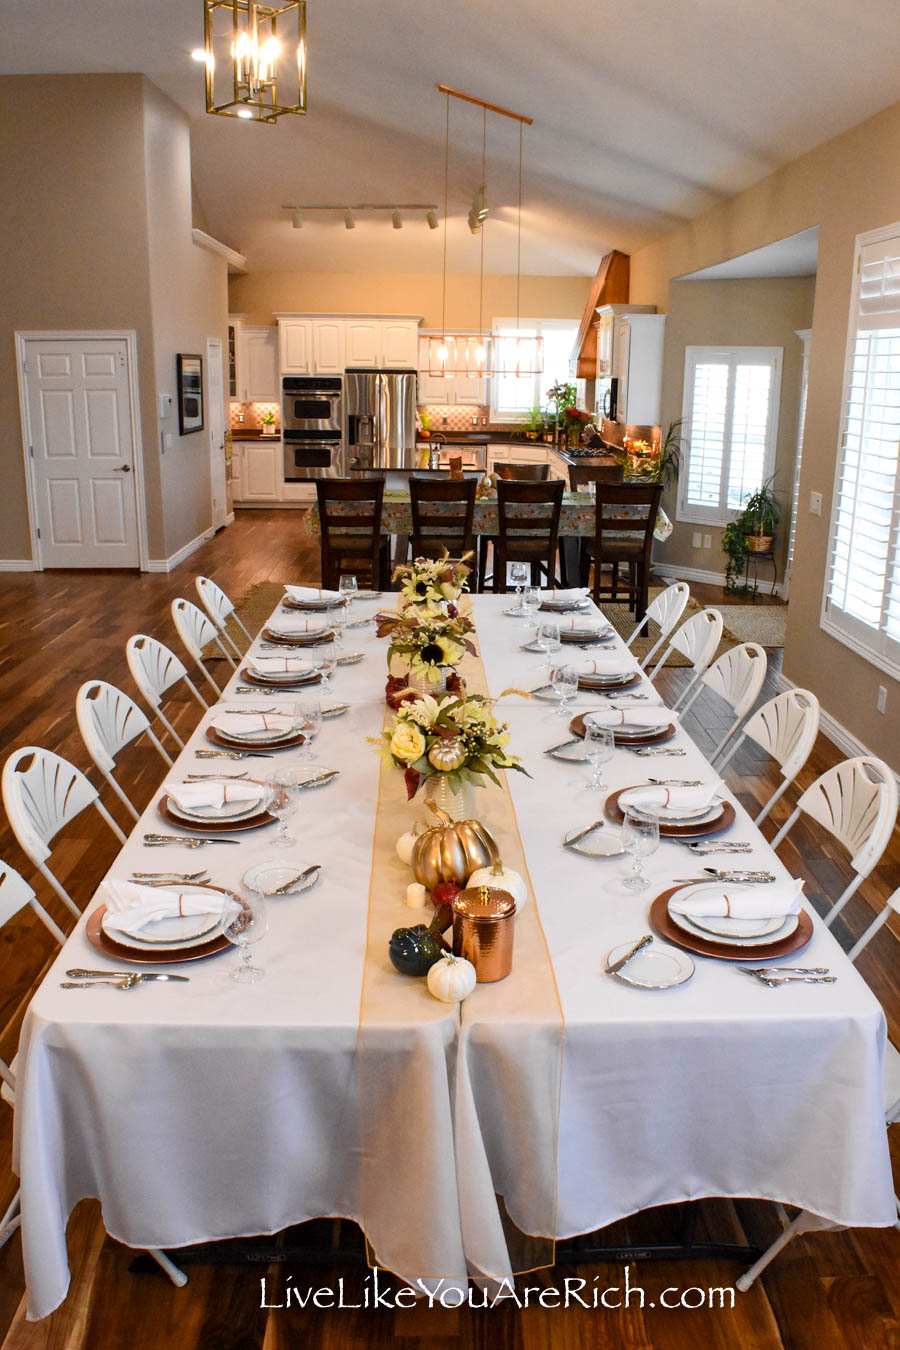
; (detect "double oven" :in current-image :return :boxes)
[282,376,344,480]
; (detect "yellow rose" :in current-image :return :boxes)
[390,723,426,763]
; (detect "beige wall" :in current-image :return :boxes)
[228,271,590,328]
[0,74,228,564]
[656,276,815,579]
[631,98,900,764]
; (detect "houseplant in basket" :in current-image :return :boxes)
[741,478,780,552]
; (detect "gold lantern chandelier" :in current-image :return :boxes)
[198,0,307,123]
[420,84,543,382]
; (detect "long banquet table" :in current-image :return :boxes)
[13,594,896,1319]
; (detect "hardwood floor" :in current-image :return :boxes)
[0,511,897,1349]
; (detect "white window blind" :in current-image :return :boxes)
[489,319,579,419]
[822,224,900,678]
[678,347,783,526]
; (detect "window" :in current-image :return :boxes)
[489,319,579,419]
[677,346,783,526]
[822,223,900,678]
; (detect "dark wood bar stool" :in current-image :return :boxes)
[315,478,390,590]
[479,462,554,589]
[581,483,663,621]
[409,477,477,572]
[490,478,565,593]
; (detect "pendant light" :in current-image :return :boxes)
[200,0,307,124]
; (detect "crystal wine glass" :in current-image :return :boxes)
[550,662,579,716]
[225,891,268,984]
[583,719,614,791]
[316,639,336,690]
[508,561,529,609]
[537,620,562,672]
[621,806,660,891]
[339,574,358,613]
[268,767,302,847]
[298,698,322,761]
[521,584,541,626]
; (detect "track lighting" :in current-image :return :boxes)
[344,210,355,230]
[426,209,439,230]
[291,209,303,229]
[282,203,439,228]
[392,210,402,229]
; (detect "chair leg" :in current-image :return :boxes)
[735,1210,826,1291]
[0,1191,21,1249]
[146,1247,188,1287]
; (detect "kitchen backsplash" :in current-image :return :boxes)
[420,405,511,432]
[230,401,280,432]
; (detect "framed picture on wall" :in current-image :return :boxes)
[177,354,204,435]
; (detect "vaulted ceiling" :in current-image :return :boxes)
[5,0,900,276]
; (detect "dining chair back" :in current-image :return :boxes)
[195,576,253,659]
[171,598,232,696]
[1,747,127,919]
[492,478,565,592]
[623,581,690,669]
[649,607,723,708]
[680,642,768,761]
[716,688,820,824]
[0,860,66,1250]
[567,462,624,491]
[316,478,389,591]
[76,680,173,823]
[126,634,209,750]
[494,462,552,481]
[583,483,663,621]
[769,755,898,927]
[409,476,477,564]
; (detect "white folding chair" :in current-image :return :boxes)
[1,747,127,920]
[717,688,820,824]
[0,860,67,1249]
[649,607,723,710]
[76,680,174,823]
[737,884,900,1289]
[126,634,209,750]
[770,756,898,927]
[679,642,768,761]
[623,581,690,670]
[171,598,233,696]
[195,576,253,659]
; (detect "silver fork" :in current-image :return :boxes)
[746,973,836,987]
[131,870,209,881]
[185,772,249,780]
[741,966,830,976]
[648,778,703,786]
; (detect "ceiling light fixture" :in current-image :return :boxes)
[291,209,303,228]
[392,210,403,230]
[421,85,543,382]
[281,203,439,227]
[201,0,306,124]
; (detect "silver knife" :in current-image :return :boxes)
[195,749,275,760]
[545,738,580,755]
[702,868,777,883]
[606,934,653,975]
[272,864,321,894]
[565,819,605,847]
[66,969,190,981]
[142,833,241,845]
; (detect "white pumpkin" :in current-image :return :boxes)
[427,954,477,1004]
[395,823,422,867]
[467,860,528,912]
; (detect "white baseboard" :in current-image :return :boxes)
[225,512,235,527]
[653,560,786,599]
[146,527,214,574]
[774,669,900,784]
[0,559,35,571]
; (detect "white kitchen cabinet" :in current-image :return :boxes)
[312,321,345,374]
[487,443,549,474]
[232,439,282,503]
[380,321,419,368]
[594,304,657,378]
[345,321,380,367]
[280,321,312,374]
[417,371,452,404]
[612,314,666,426]
[239,326,278,402]
[452,374,486,405]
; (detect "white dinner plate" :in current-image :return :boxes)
[164,784,272,824]
[503,605,532,618]
[563,824,625,857]
[246,664,317,683]
[540,598,591,612]
[667,892,799,944]
[618,791,723,825]
[605,940,694,989]
[243,862,321,897]
[101,886,231,951]
[320,702,349,718]
[354,590,381,601]
[210,722,297,743]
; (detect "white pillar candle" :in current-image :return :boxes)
[405,882,429,910]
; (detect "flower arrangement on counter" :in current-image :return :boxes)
[375,606,477,685]
[373,692,529,799]
[620,437,660,480]
[562,405,591,447]
[392,549,471,609]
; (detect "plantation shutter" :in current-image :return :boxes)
[823,228,900,676]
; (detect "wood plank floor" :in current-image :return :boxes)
[0,511,897,1349]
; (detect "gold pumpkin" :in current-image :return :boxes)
[411,801,498,889]
[427,738,466,772]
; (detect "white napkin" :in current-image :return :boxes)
[619,780,723,815]
[268,616,329,636]
[284,585,342,603]
[539,587,589,603]
[249,656,315,676]
[163,780,265,812]
[583,707,674,731]
[567,654,638,677]
[102,879,241,937]
[562,617,610,633]
[212,713,295,736]
[670,879,804,922]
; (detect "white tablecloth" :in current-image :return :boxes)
[14,596,896,1319]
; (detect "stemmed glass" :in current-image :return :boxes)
[521,584,541,627]
[316,639,336,690]
[339,574,358,613]
[583,719,614,791]
[268,767,302,847]
[550,663,578,717]
[536,620,561,672]
[509,562,529,611]
[225,891,268,984]
[299,698,322,761]
[621,806,660,891]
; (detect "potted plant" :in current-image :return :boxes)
[658,418,686,489]
[722,520,751,594]
[260,410,277,436]
[546,381,577,445]
[741,478,780,551]
[521,406,546,441]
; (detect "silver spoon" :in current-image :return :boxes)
[61,976,142,990]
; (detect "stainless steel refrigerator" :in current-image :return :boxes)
[344,368,417,470]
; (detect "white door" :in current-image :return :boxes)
[206,337,227,529]
[23,336,140,568]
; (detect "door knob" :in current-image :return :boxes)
[115,464,132,473]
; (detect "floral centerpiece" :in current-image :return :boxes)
[374,691,529,801]
[620,437,660,480]
[376,605,477,700]
[563,405,591,447]
[393,549,471,610]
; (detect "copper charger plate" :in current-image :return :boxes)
[206,726,308,752]
[569,712,676,747]
[576,671,642,692]
[604,786,736,838]
[262,626,335,646]
[86,887,243,964]
[650,888,814,962]
[158,795,276,833]
[282,597,347,611]
[239,668,324,689]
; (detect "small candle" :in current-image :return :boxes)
[406,882,429,910]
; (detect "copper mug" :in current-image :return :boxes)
[452,885,516,982]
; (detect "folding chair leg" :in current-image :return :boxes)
[234,614,254,646]
[735,1209,824,1291]
[147,1247,188,1287]
[0,1191,21,1249]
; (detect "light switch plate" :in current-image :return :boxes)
[809,490,823,516]
[158,393,173,419]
